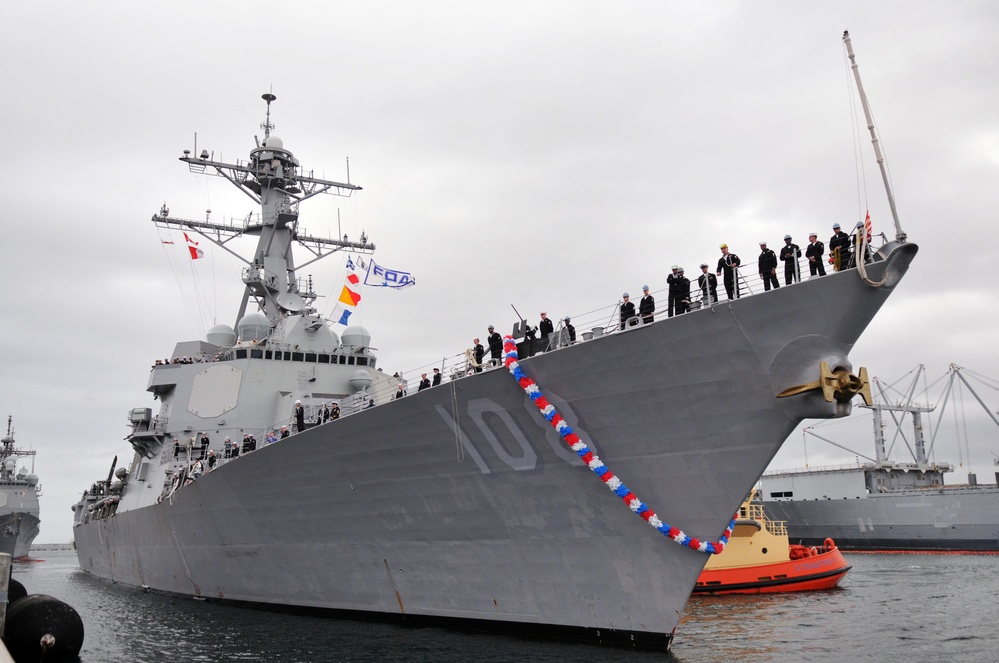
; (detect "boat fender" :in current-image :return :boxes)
[9,577,27,603]
[824,537,836,552]
[2,594,85,661]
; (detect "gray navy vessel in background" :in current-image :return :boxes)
[1,416,42,559]
[73,33,917,648]
[762,364,999,552]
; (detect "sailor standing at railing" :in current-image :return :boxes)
[563,317,576,345]
[472,338,485,373]
[852,221,872,267]
[674,268,691,315]
[780,235,801,285]
[758,242,780,291]
[619,293,636,329]
[716,244,741,300]
[487,325,503,365]
[639,286,655,323]
[294,400,305,432]
[538,312,554,342]
[698,264,718,304]
[666,266,680,317]
[829,223,851,271]
[805,233,826,277]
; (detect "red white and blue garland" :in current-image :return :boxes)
[502,336,734,554]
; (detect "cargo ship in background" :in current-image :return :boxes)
[72,33,916,649]
[762,364,999,553]
[1,416,42,559]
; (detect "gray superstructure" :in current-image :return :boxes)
[72,40,917,648]
[762,365,999,552]
[1,416,42,559]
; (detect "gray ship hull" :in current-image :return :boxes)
[0,513,22,558]
[764,487,999,552]
[74,247,915,646]
[11,512,39,559]
[0,498,40,559]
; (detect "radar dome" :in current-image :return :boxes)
[25,473,39,486]
[341,325,371,349]
[237,312,270,342]
[4,459,14,471]
[115,467,128,479]
[207,324,237,347]
[349,369,373,392]
[262,135,284,149]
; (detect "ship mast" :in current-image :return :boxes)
[154,93,376,328]
[843,30,906,242]
[1,415,36,476]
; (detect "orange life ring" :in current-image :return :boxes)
[824,537,836,552]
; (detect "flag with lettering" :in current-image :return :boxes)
[363,259,415,289]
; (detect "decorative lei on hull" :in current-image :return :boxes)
[503,336,734,554]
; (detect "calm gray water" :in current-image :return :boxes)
[12,549,997,662]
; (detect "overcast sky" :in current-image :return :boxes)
[3,1,998,543]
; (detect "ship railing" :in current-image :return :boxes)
[381,239,886,388]
[324,235,892,412]
[242,264,280,289]
[133,416,169,434]
[763,461,869,476]
[765,459,954,478]
[741,502,788,536]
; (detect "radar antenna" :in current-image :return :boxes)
[158,93,375,328]
[261,92,276,139]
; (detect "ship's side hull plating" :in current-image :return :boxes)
[12,512,40,558]
[765,487,999,552]
[0,488,41,559]
[75,250,915,645]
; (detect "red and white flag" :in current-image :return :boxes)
[863,210,872,242]
[184,232,204,260]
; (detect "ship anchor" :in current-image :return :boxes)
[777,361,872,405]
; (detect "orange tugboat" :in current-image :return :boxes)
[693,493,851,595]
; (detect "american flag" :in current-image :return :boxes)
[863,210,872,242]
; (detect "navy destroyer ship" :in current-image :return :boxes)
[762,364,999,552]
[72,33,917,648]
[1,416,42,559]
